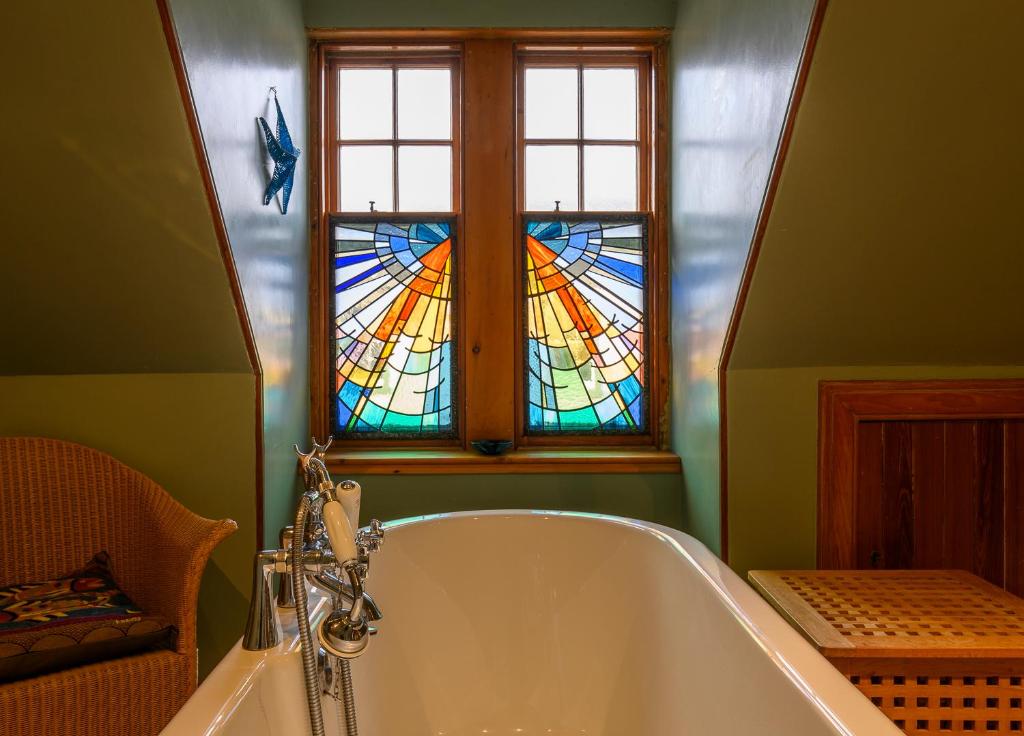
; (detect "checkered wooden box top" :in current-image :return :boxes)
[748,570,1024,659]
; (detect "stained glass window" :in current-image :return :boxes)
[332,219,456,437]
[524,217,647,434]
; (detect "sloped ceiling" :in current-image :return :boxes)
[0,1,249,374]
[730,0,1024,370]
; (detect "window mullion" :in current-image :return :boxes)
[391,65,399,211]
[577,63,584,211]
[462,39,517,445]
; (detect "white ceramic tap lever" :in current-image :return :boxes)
[322,500,358,564]
[335,480,361,532]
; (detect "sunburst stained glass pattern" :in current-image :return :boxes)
[524,218,646,434]
[332,220,455,437]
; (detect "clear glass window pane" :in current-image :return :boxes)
[397,69,452,140]
[398,146,452,211]
[584,146,637,211]
[583,68,638,140]
[525,145,579,211]
[524,68,578,139]
[339,146,393,212]
[338,69,393,140]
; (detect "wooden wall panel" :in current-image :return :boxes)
[976,420,1005,583]
[819,380,1024,597]
[910,421,944,569]
[881,421,914,570]
[855,420,884,568]
[820,381,1024,596]
[1004,420,1024,595]
[943,421,978,574]
[850,418,1018,592]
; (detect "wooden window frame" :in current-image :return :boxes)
[315,47,464,449]
[309,30,676,474]
[515,47,660,448]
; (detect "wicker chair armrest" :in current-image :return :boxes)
[137,490,237,657]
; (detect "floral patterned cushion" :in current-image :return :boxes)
[0,552,175,682]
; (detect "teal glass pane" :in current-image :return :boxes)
[332,219,456,437]
[524,217,647,434]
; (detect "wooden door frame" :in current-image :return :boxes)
[818,379,1024,569]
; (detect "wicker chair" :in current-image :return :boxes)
[0,436,237,736]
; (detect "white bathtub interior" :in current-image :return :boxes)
[164,511,899,736]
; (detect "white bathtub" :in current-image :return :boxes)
[162,511,898,735]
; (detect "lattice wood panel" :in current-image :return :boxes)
[780,572,1024,644]
[749,570,1024,735]
[840,668,1024,734]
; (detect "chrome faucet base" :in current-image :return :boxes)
[243,550,281,651]
[241,437,384,669]
[276,526,296,609]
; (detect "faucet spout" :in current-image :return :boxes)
[313,570,384,621]
[318,560,372,658]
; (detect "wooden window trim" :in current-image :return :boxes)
[818,379,1024,568]
[309,30,676,474]
[514,45,665,449]
[314,48,464,448]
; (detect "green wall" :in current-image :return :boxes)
[302,0,676,28]
[669,0,818,554]
[0,374,256,677]
[166,0,311,547]
[726,0,1024,575]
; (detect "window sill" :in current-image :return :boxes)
[324,448,681,475]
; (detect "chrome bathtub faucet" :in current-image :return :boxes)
[243,439,384,663]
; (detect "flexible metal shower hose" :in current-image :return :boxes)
[293,496,360,736]
[293,497,327,736]
[339,659,358,736]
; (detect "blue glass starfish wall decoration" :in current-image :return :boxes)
[258,90,300,214]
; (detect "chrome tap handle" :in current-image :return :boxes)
[356,518,385,555]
